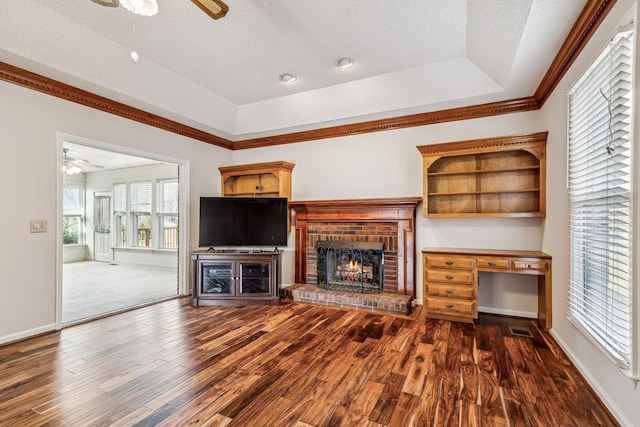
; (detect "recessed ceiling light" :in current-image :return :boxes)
[279,73,297,83]
[335,57,354,69]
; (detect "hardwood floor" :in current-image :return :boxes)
[0,298,618,426]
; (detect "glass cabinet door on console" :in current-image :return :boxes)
[239,262,271,295]
[190,251,281,306]
[201,262,233,295]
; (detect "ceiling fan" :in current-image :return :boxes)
[63,149,105,175]
[90,0,229,20]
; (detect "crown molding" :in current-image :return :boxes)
[234,97,539,150]
[534,0,616,106]
[0,61,232,150]
[0,0,613,150]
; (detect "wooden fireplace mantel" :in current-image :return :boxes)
[289,197,422,296]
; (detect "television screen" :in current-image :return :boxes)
[198,197,288,248]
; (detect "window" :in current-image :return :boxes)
[63,184,84,245]
[131,181,152,247]
[112,177,178,250]
[157,179,179,248]
[113,183,127,246]
[567,30,634,370]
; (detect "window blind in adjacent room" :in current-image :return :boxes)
[131,181,152,214]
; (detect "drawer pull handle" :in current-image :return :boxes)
[445,260,454,265]
[446,275,454,280]
[526,264,534,269]
[488,262,496,266]
[446,289,454,294]
[445,304,454,308]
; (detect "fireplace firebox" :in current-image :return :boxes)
[315,240,384,293]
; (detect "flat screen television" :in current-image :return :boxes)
[198,197,288,248]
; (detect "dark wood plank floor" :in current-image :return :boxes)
[0,298,618,426]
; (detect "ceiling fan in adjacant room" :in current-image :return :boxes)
[89,0,229,19]
[63,149,105,175]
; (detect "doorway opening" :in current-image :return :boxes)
[58,136,188,325]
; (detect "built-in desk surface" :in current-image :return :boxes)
[422,248,552,328]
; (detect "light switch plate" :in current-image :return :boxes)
[30,220,47,233]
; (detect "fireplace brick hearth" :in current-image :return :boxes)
[288,197,421,307]
[283,283,413,315]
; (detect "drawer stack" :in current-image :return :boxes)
[423,254,477,322]
[422,248,553,328]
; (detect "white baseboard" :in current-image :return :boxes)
[549,330,630,427]
[0,323,56,346]
[478,306,537,319]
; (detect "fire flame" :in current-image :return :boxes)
[349,259,359,269]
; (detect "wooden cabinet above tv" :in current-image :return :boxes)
[219,161,295,199]
[417,132,547,218]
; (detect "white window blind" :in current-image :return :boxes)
[113,183,127,213]
[158,179,179,214]
[113,183,127,246]
[131,181,152,213]
[157,179,179,249]
[567,30,634,369]
[63,185,83,216]
[63,184,84,245]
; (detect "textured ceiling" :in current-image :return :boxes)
[0,0,587,139]
[64,142,166,172]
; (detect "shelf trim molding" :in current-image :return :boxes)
[416,132,548,156]
[218,160,295,177]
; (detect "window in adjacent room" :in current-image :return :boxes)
[567,28,634,372]
[157,178,179,249]
[63,184,84,245]
[113,182,127,246]
[131,181,152,247]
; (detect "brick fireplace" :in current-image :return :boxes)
[288,197,421,297]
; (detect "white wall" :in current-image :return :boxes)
[0,79,232,344]
[538,1,639,425]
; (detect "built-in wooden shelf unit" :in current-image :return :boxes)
[417,132,547,218]
[219,161,295,199]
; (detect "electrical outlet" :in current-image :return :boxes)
[30,220,47,233]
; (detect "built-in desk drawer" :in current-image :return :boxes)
[426,296,476,319]
[425,268,473,284]
[512,259,549,272]
[425,255,474,270]
[476,257,510,270]
[426,282,475,299]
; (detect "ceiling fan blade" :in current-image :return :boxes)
[74,160,105,169]
[191,0,229,20]
[90,0,120,7]
[63,150,104,169]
